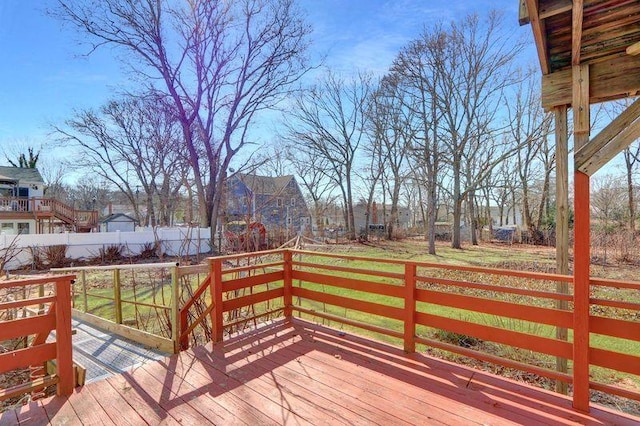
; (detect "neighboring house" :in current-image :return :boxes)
[0,166,98,234]
[488,205,524,227]
[100,213,137,232]
[352,202,412,232]
[224,174,311,235]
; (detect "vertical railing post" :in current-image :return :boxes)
[211,258,224,343]
[38,283,45,314]
[404,263,416,353]
[55,276,74,396]
[283,250,293,319]
[171,264,180,353]
[113,268,122,324]
[573,170,591,411]
[81,270,88,312]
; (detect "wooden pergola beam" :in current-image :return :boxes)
[572,0,583,66]
[519,0,573,28]
[575,97,640,171]
[578,114,640,176]
[525,0,550,74]
[540,0,572,20]
[542,55,640,109]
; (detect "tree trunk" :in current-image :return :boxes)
[626,156,636,233]
[452,164,462,249]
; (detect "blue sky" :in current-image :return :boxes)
[0,0,528,165]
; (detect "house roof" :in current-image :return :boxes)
[238,174,294,195]
[100,213,137,223]
[0,166,44,184]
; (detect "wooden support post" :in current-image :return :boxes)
[55,277,74,396]
[211,258,224,343]
[555,105,570,395]
[283,250,293,319]
[404,263,416,353]
[81,270,88,313]
[572,62,591,412]
[171,265,180,354]
[113,268,122,324]
[573,170,591,412]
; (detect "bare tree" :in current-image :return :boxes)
[507,72,554,244]
[605,100,640,233]
[433,12,522,249]
[285,70,372,239]
[55,95,186,226]
[285,144,336,238]
[368,75,413,240]
[54,0,312,243]
[623,142,640,233]
[391,30,445,254]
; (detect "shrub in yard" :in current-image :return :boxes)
[138,242,157,259]
[30,245,69,269]
[99,245,124,263]
[435,329,482,348]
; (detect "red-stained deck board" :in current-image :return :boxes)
[226,323,524,425]
[116,364,215,425]
[8,318,640,426]
[151,349,311,425]
[202,329,455,425]
[39,392,79,425]
[66,386,116,425]
[188,345,357,424]
[105,374,184,425]
[292,326,559,424]
[139,357,268,425]
[83,377,147,426]
[0,407,18,426]
[228,327,478,425]
[191,344,423,426]
[14,401,48,426]
[293,322,635,426]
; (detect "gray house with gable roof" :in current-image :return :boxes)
[224,173,311,235]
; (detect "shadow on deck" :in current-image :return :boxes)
[3,318,639,425]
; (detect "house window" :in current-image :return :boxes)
[290,198,295,206]
[276,198,283,207]
[1,223,14,233]
[17,223,30,234]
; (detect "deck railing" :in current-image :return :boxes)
[0,197,99,230]
[0,275,76,400]
[53,263,184,354]
[179,248,640,413]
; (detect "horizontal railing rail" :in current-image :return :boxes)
[0,274,76,400]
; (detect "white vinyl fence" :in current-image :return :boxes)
[0,227,213,270]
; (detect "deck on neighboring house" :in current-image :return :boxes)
[2,319,638,426]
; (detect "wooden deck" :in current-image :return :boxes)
[2,318,638,425]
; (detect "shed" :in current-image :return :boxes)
[100,213,137,232]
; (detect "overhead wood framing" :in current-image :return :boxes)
[521,0,640,413]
